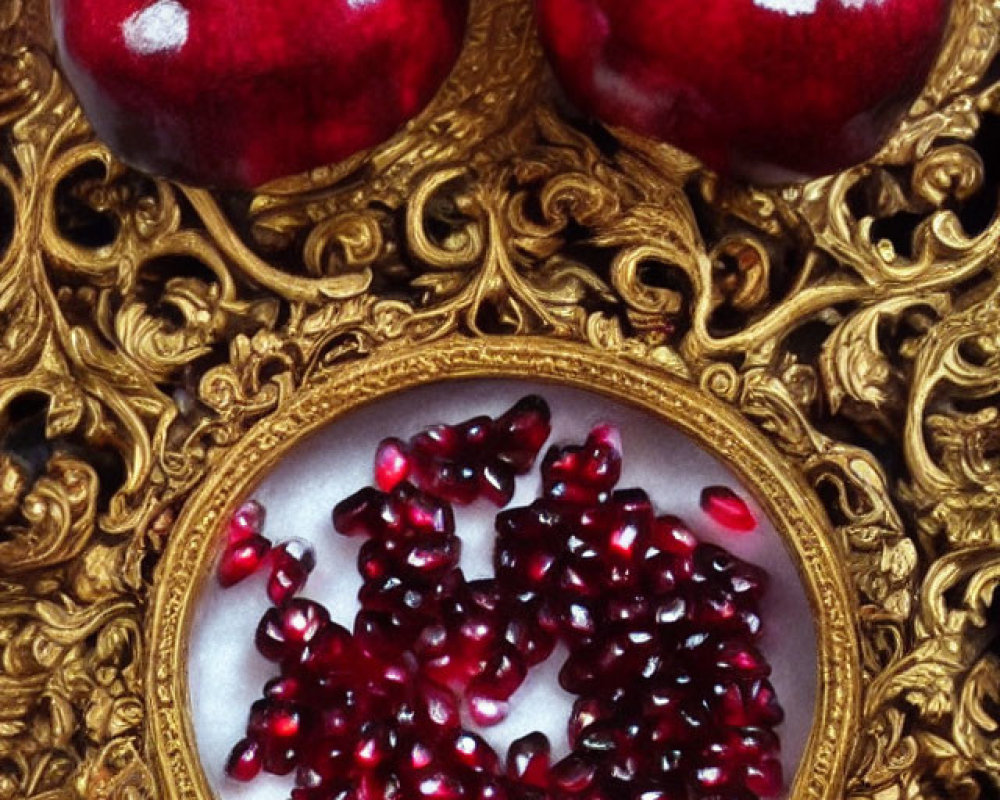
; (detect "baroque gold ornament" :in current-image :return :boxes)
[0,1,997,799]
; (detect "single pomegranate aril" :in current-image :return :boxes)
[551,755,597,793]
[700,486,757,533]
[467,694,509,726]
[507,732,550,788]
[228,500,266,544]
[264,675,304,704]
[225,737,263,782]
[354,721,397,768]
[218,535,272,587]
[263,744,299,776]
[333,487,386,537]
[255,598,330,662]
[452,731,500,773]
[248,699,303,747]
[417,772,465,800]
[744,758,784,798]
[417,679,461,732]
[376,438,413,491]
[268,538,317,605]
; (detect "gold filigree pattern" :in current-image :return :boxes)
[0,0,997,797]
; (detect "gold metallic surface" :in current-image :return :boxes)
[0,0,997,797]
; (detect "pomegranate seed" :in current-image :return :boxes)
[375,438,413,491]
[476,779,509,800]
[744,759,784,797]
[262,743,299,776]
[268,538,317,605]
[467,693,509,726]
[412,424,463,460]
[479,461,516,507]
[264,675,303,704]
[452,731,500,773]
[416,772,465,800]
[700,486,757,533]
[551,756,597,792]
[417,679,461,731]
[255,599,330,662]
[354,721,397,768]
[333,487,391,537]
[650,515,698,555]
[299,621,355,675]
[469,648,527,701]
[398,484,455,535]
[225,737,263,781]
[218,535,271,587]
[568,697,612,747]
[301,740,350,782]
[228,500,266,544]
[506,733,550,788]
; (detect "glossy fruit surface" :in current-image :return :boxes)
[51,0,469,188]
[534,0,952,182]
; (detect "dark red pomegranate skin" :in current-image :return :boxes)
[51,0,469,188]
[534,0,952,182]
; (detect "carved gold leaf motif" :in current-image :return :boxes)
[0,0,998,798]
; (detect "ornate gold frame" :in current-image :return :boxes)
[0,0,998,798]
[148,337,858,800]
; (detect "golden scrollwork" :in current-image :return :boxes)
[0,0,997,797]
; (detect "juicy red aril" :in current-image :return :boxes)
[495,395,552,469]
[701,486,757,533]
[506,732,550,788]
[248,699,303,744]
[417,679,461,732]
[228,500,266,544]
[354,721,398,768]
[268,538,317,606]
[332,487,400,538]
[452,731,500,773]
[469,648,527,701]
[744,759,784,798]
[413,424,463,460]
[467,693,509,726]
[375,438,413,491]
[417,772,465,800]
[218,535,272,587]
[299,621,355,675]
[264,675,304,704]
[255,598,330,662]
[225,737,263,781]
[551,756,597,793]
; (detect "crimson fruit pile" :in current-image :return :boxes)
[218,396,785,800]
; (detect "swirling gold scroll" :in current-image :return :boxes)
[0,0,997,797]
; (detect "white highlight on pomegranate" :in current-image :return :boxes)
[754,0,870,13]
[122,0,189,55]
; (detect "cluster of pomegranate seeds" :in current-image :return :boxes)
[217,500,272,588]
[219,395,784,800]
[373,395,552,505]
[491,429,783,799]
[216,499,318,603]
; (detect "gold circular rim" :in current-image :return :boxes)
[147,336,859,800]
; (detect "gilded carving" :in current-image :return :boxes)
[0,0,997,797]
